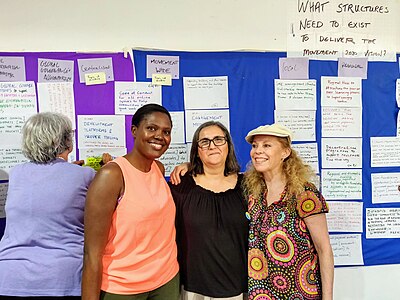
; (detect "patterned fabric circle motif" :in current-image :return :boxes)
[248,248,268,280]
[301,199,316,214]
[288,292,305,300]
[249,288,277,300]
[270,269,292,295]
[266,229,296,265]
[298,190,323,217]
[295,254,319,297]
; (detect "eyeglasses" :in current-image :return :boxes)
[197,136,227,149]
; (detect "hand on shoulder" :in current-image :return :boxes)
[169,162,190,185]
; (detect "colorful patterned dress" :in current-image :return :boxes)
[248,182,329,300]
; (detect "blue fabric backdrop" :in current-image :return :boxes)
[0,50,399,267]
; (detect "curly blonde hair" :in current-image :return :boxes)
[242,136,315,200]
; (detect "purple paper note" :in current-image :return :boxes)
[77,58,114,83]
[0,57,26,81]
[279,57,309,80]
[338,58,368,79]
[38,58,74,82]
[147,55,179,79]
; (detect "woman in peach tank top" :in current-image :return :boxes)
[82,104,179,300]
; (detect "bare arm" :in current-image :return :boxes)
[304,213,334,300]
[82,163,123,300]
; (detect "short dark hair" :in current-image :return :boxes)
[189,121,240,176]
[131,103,172,128]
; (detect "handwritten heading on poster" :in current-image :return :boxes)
[77,58,114,83]
[38,58,74,82]
[287,0,399,61]
[185,109,230,142]
[0,56,26,81]
[279,57,309,79]
[147,55,180,79]
[338,57,368,79]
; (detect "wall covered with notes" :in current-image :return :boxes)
[0,50,399,268]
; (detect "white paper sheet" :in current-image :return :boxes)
[329,234,364,266]
[274,79,316,110]
[321,77,362,107]
[274,110,316,141]
[170,111,185,144]
[321,138,362,168]
[371,173,400,204]
[291,142,319,173]
[322,169,362,200]
[0,147,28,180]
[366,208,400,239]
[114,81,162,115]
[158,144,188,177]
[0,81,37,115]
[77,115,126,148]
[37,82,76,129]
[370,137,400,167]
[321,107,362,137]
[326,201,363,232]
[184,76,229,109]
[184,109,230,143]
[0,182,9,218]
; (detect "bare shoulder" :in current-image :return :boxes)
[155,160,165,176]
[86,161,123,211]
[95,161,122,179]
[88,162,123,194]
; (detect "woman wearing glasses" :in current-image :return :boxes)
[169,121,248,300]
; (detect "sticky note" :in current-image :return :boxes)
[85,72,106,85]
[84,156,103,171]
[152,74,172,86]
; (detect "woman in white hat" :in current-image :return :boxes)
[243,123,333,300]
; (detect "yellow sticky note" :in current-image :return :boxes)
[85,72,106,85]
[84,156,103,171]
[152,73,172,86]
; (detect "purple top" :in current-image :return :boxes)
[0,158,95,296]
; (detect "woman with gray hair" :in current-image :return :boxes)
[0,112,96,300]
